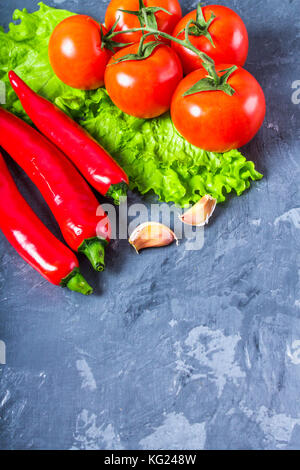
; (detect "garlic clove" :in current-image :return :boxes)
[129,222,178,253]
[179,194,217,227]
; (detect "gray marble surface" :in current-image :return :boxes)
[0,0,300,450]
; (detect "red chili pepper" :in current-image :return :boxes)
[0,151,92,295]
[9,71,129,205]
[0,107,111,272]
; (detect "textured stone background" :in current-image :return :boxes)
[0,0,300,450]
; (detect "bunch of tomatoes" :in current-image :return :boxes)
[48,1,266,153]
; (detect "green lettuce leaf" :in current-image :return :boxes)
[0,2,262,206]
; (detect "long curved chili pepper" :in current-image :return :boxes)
[9,71,129,205]
[0,107,111,272]
[0,151,92,295]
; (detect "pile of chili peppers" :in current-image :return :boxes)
[0,72,129,295]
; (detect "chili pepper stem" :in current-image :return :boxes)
[61,268,93,295]
[78,237,107,272]
[106,182,128,205]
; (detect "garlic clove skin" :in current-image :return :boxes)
[179,194,217,227]
[129,222,178,253]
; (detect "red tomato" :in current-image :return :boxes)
[171,65,266,152]
[49,15,112,90]
[105,0,182,44]
[105,42,183,118]
[172,5,249,75]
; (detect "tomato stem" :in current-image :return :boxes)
[181,2,216,47]
[106,22,237,96]
[106,26,214,66]
[118,0,171,38]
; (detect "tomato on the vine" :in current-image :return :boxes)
[172,5,249,75]
[49,15,112,90]
[171,65,266,152]
[105,0,182,45]
[105,42,183,118]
